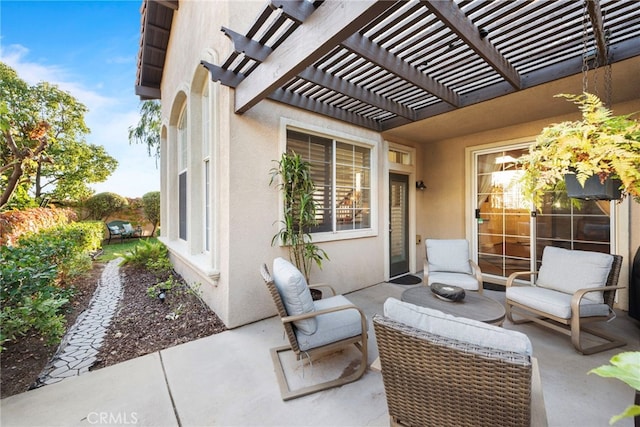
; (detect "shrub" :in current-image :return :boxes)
[119,239,171,275]
[17,221,103,281]
[84,192,128,221]
[142,191,160,236]
[0,220,102,349]
[0,207,76,247]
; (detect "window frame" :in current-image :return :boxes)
[178,106,188,241]
[280,120,378,243]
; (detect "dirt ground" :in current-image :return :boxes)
[0,262,226,398]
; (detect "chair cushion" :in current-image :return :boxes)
[426,239,472,274]
[506,286,610,319]
[536,247,613,303]
[272,257,317,335]
[122,223,134,233]
[108,226,121,234]
[383,297,532,355]
[295,295,364,351]
[428,272,480,291]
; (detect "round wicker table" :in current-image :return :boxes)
[401,285,505,325]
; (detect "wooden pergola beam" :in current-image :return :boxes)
[298,67,417,120]
[422,0,522,90]
[234,0,394,114]
[269,88,382,131]
[586,0,609,63]
[342,34,461,107]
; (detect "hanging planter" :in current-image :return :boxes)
[564,173,622,201]
[519,93,640,210]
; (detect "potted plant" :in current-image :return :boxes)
[270,152,328,285]
[518,93,640,210]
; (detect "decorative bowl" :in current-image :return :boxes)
[430,283,465,302]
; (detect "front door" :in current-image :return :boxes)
[389,173,409,277]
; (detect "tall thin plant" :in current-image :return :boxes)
[270,152,328,281]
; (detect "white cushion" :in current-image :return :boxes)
[426,239,472,274]
[506,286,610,319]
[383,297,532,355]
[428,272,480,291]
[295,295,364,351]
[272,257,317,335]
[537,247,613,303]
[108,226,121,234]
[122,223,134,233]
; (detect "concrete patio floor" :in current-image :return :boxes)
[2,281,639,427]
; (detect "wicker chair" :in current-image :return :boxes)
[374,302,546,427]
[260,260,368,401]
[424,239,483,293]
[506,247,625,355]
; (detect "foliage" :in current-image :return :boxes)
[128,100,161,166]
[0,62,118,207]
[519,93,640,210]
[0,206,76,246]
[589,352,640,424]
[97,237,158,262]
[0,220,100,349]
[142,191,160,236]
[118,239,172,275]
[270,152,328,282]
[84,192,129,221]
[17,221,103,281]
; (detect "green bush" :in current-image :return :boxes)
[0,220,102,349]
[84,192,128,221]
[142,191,160,236]
[17,221,103,281]
[119,239,171,275]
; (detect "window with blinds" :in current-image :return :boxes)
[287,129,371,234]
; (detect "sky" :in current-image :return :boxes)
[1,0,159,198]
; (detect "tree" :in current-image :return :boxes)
[0,63,119,208]
[142,191,160,236]
[0,65,48,208]
[128,100,161,165]
[84,192,128,221]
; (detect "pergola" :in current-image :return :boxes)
[136,0,640,132]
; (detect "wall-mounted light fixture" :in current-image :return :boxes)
[416,180,426,191]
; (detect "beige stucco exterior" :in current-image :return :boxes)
[154,0,640,328]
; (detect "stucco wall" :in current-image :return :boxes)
[158,0,387,328]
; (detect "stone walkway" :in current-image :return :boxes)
[32,258,123,387]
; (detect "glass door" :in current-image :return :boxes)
[389,173,409,277]
[476,149,531,278]
[475,147,614,281]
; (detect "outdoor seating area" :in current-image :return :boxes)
[2,278,638,426]
[106,220,142,244]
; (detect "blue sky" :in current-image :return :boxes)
[1,0,159,198]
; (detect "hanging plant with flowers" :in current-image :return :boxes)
[518,92,640,210]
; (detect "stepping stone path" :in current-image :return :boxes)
[32,258,123,388]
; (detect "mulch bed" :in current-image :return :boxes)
[0,262,226,399]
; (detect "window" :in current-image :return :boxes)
[202,81,210,252]
[178,108,187,241]
[287,129,371,234]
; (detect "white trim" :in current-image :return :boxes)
[385,142,417,280]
